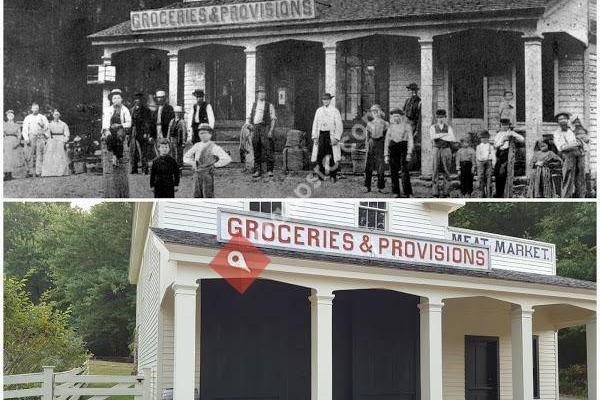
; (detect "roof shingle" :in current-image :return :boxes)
[90,0,547,39]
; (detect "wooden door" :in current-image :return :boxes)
[465,336,500,400]
[351,291,419,400]
[200,279,311,400]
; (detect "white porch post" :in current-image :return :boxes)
[324,43,337,97]
[168,51,179,106]
[418,297,444,400]
[245,46,257,118]
[419,38,434,178]
[101,54,112,123]
[523,34,544,175]
[587,317,597,400]
[173,282,199,400]
[511,305,534,400]
[309,290,335,400]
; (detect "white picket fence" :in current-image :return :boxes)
[3,365,151,399]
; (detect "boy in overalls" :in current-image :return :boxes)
[183,123,232,198]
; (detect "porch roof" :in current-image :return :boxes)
[89,0,546,40]
[150,227,596,291]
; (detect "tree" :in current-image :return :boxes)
[450,202,596,281]
[3,275,89,374]
[47,202,135,357]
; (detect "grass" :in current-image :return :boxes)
[84,359,136,400]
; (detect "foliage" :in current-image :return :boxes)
[450,202,596,281]
[3,275,89,375]
[559,364,588,397]
[3,202,135,358]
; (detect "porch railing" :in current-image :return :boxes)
[3,365,151,399]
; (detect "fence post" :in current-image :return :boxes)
[142,368,152,400]
[41,366,55,400]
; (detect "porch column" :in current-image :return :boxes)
[523,34,544,175]
[309,290,335,400]
[168,51,179,106]
[418,298,444,400]
[419,38,434,178]
[245,46,257,118]
[587,317,597,400]
[511,305,534,400]
[101,54,112,122]
[324,43,337,96]
[173,282,199,400]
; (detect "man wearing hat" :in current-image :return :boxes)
[475,129,496,197]
[493,118,524,197]
[403,83,421,137]
[364,104,389,193]
[246,85,277,178]
[384,108,414,197]
[130,92,152,174]
[22,102,50,177]
[429,109,456,197]
[191,89,215,144]
[167,106,188,167]
[152,90,174,142]
[311,92,343,182]
[553,111,586,197]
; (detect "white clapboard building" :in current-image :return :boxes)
[90,0,597,178]
[129,201,596,400]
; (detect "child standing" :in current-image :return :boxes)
[498,90,516,127]
[527,140,562,198]
[475,130,496,197]
[455,137,476,197]
[183,123,232,198]
[150,138,180,198]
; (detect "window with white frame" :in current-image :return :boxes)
[249,201,283,217]
[358,202,387,231]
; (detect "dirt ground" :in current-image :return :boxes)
[3,166,529,199]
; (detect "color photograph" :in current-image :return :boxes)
[2,200,597,399]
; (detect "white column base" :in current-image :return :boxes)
[511,305,534,400]
[418,297,444,400]
[309,291,335,400]
[419,38,434,178]
[173,282,199,400]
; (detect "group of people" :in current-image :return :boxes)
[102,88,230,198]
[3,103,71,181]
[309,85,591,198]
[4,84,592,199]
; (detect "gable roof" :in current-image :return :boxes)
[150,227,596,291]
[90,0,547,40]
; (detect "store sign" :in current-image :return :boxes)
[217,210,491,270]
[131,0,316,31]
[447,227,555,262]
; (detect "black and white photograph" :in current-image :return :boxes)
[3,0,597,198]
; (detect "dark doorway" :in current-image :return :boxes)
[262,41,322,135]
[200,279,311,400]
[333,290,420,400]
[465,336,500,400]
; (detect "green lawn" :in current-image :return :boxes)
[85,359,136,400]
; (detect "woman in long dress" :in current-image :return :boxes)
[527,140,563,198]
[41,109,71,177]
[4,109,22,181]
[102,88,131,198]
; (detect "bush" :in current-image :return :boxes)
[559,364,588,397]
[3,275,90,374]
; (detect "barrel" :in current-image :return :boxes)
[285,129,304,148]
[283,147,305,171]
[351,149,367,174]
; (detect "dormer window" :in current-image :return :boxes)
[249,201,283,217]
[358,202,386,231]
